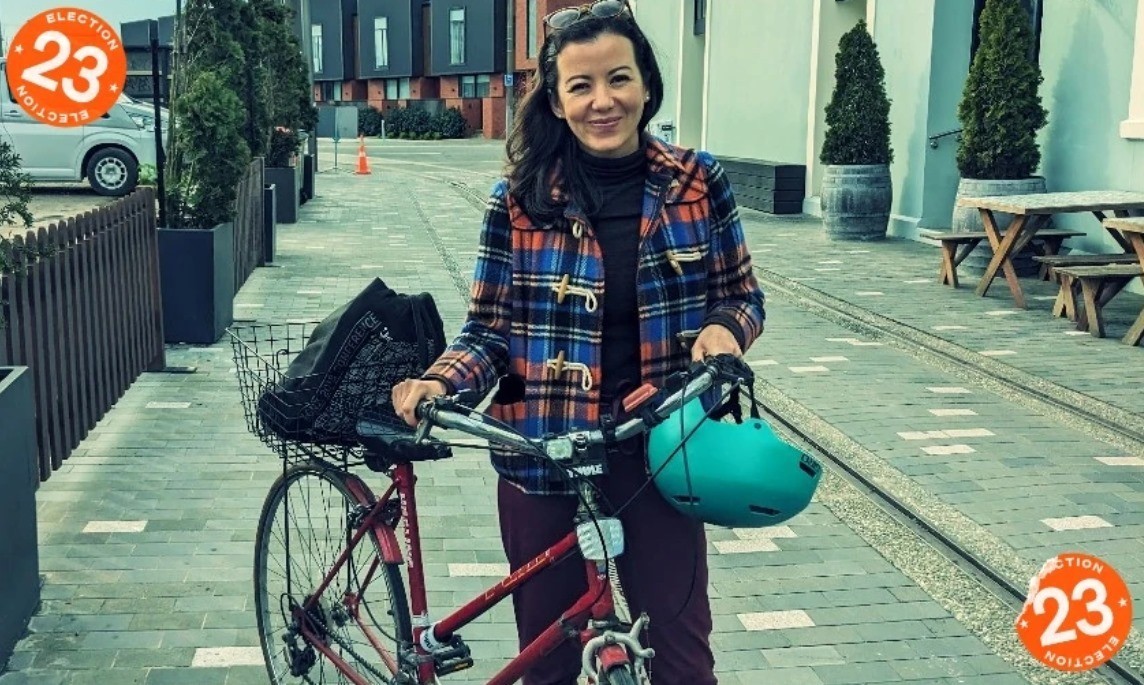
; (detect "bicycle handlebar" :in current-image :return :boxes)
[414,355,747,462]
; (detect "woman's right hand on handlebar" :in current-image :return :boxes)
[392,379,447,427]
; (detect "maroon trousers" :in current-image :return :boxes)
[496,451,717,685]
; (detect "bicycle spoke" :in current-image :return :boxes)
[254,464,411,685]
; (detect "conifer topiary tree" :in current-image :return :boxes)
[254,0,317,167]
[164,0,252,228]
[956,0,1047,180]
[820,21,893,166]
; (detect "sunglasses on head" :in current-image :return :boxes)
[544,0,630,30]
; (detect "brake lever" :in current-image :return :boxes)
[413,399,436,443]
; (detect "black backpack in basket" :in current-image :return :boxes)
[258,278,446,446]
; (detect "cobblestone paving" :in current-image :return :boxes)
[8,140,1141,684]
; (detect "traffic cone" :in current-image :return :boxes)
[354,135,371,175]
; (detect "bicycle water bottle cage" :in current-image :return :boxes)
[543,432,608,478]
[356,416,452,471]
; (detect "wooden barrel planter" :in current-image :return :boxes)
[821,164,892,241]
[952,176,1047,277]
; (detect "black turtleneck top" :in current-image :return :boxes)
[579,144,647,408]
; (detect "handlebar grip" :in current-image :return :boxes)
[414,398,435,422]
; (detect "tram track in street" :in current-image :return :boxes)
[752,266,1144,684]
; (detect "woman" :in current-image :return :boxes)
[393,2,765,682]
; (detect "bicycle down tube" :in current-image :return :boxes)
[393,461,628,685]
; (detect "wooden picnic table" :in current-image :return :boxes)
[1099,216,1144,346]
[954,190,1144,308]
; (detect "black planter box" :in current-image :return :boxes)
[720,157,807,215]
[0,367,40,667]
[301,154,315,204]
[157,222,235,344]
[265,166,299,224]
[263,184,277,265]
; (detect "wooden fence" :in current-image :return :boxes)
[0,188,164,482]
[234,158,265,291]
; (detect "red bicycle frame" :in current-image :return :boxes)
[300,462,632,685]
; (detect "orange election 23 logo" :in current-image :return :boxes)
[1015,552,1133,672]
[4,7,128,127]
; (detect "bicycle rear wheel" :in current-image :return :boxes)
[255,463,412,684]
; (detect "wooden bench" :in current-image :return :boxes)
[1052,264,1144,338]
[1032,253,1140,282]
[936,229,1085,288]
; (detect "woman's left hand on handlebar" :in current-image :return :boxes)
[690,324,742,362]
[392,378,447,427]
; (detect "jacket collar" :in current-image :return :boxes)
[509,134,707,231]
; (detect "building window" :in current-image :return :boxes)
[374,16,389,69]
[527,0,538,59]
[311,24,323,74]
[450,7,466,65]
[318,81,335,102]
[460,74,491,98]
[693,0,706,35]
[385,79,399,100]
[399,78,411,99]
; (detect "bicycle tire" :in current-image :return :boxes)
[255,463,413,684]
[600,665,639,685]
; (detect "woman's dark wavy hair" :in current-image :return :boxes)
[505,9,664,222]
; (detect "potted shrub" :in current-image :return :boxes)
[819,20,894,241]
[265,127,301,224]
[0,148,38,657]
[952,0,1048,274]
[0,367,39,667]
[160,0,252,345]
[257,0,317,222]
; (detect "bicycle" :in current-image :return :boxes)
[231,321,754,685]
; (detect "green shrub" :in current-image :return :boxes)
[405,108,432,137]
[0,140,34,276]
[359,106,384,136]
[0,140,32,231]
[820,21,892,166]
[138,163,158,186]
[382,107,406,137]
[956,0,1047,179]
[167,70,251,229]
[433,108,468,139]
[266,128,300,167]
[165,0,252,228]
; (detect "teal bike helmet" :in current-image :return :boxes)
[647,397,822,528]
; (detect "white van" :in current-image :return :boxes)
[0,58,158,196]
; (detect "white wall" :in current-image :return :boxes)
[633,0,682,143]
[703,0,814,160]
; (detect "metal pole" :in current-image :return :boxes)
[151,31,167,228]
[505,0,515,136]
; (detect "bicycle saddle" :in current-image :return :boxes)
[356,412,452,470]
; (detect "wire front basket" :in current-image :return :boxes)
[229,322,370,469]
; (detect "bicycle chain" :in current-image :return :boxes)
[291,599,399,684]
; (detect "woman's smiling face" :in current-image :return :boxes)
[550,32,648,158]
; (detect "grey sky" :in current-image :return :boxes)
[1,0,177,49]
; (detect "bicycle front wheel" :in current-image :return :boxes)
[255,463,412,684]
[601,665,639,685]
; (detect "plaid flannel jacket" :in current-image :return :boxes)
[423,137,766,494]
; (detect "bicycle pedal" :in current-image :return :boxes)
[431,635,473,676]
